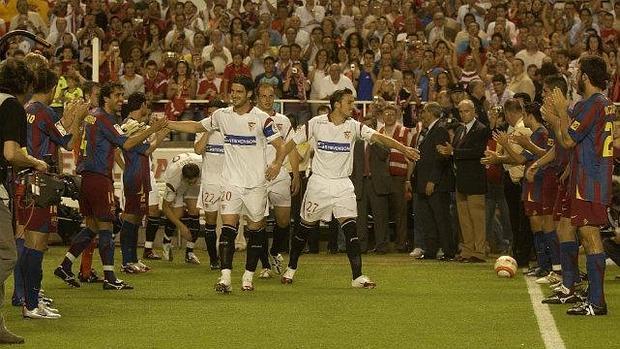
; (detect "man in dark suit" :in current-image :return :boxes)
[412,102,456,260]
[351,116,391,253]
[437,99,489,262]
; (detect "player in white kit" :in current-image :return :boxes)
[168,76,289,293]
[194,99,229,269]
[256,83,301,277]
[280,88,420,288]
[160,152,203,264]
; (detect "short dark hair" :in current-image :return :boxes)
[181,163,200,180]
[512,92,532,104]
[543,75,568,96]
[579,55,609,90]
[0,57,34,95]
[32,67,58,94]
[82,80,100,96]
[99,82,124,107]
[126,92,147,114]
[525,102,543,123]
[538,62,559,79]
[231,75,255,92]
[491,74,507,85]
[329,88,353,110]
[504,98,524,114]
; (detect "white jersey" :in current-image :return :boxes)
[292,114,376,179]
[194,130,225,185]
[200,106,280,188]
[162,152,202,202]
[265,112,293,182]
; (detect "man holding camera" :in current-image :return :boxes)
[54,82,167,290]
[0,57,48,344]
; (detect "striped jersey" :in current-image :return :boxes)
[24,101,72,164]
[199,106,280,188]
[77,107,134,178]
[521,126,549,204]
[292,114,377,179]
[567,92,615,205]
[121,118,152,194]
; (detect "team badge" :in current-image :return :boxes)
[547,138,554,147]
[344,131,351,139]
[248,122,256,131]
[605,105,616,115]
[569,120,580,131]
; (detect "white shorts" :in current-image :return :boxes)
[148,170,161,207]
[170,186,200,208]
[197,182,222,212]
[267,177,291,208]
[220,185,267,223]
[300,175,357,223]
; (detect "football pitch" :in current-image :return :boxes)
[5,247,620,349]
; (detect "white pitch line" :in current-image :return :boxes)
[524,276,567,349]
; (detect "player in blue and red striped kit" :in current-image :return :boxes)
[118,92,168,273]
[15,67,89,319]
[544,55,614,316]
[54,82,168,290]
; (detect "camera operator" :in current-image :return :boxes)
[54,82,167,291]
[0,57,47,344]
[16,66,89,319]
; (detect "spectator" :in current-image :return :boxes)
[569,8,599,46]
[197,61,224,101]
[254,56,283,97]
[9,0,48,36]
[318,63,356,99]
[515,34,548,69]
[202,30,232,76]
[295,0,325,33]
[222,48,252,95]
[164,13,195,51]
[120,61,145,98]
[487,73,514,106]
[143,60,167,101]
[437,99,489,263]
[508,58,535,102]
[351,111,391,254]
[467,79,489,126]
[413,102,455,259]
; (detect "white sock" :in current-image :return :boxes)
[220,269,232,284]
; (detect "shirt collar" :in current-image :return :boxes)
[464,118,476,133]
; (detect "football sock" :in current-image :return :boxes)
[586,253,606,306]
[246,227,266,272]
[219,225,238,270]
[533,231,549,271]
[288,222,313,270]
[144,216,160,251]
[80,239,97,277]
[342,219,362,279]
[22,248,43,311]
[185,215,200,255]
[545,230,561,272]
[12,238,25,305]
[163,219,175,246]
[119,220,136,265]
[204,224,218,264]
[560,241,579,289]
[270,225,289,256]
[131,222,140,263]
[98,230,117,282]
[61,227,96,270]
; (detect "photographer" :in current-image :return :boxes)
[16,66,89,319]
[0,57,47,344]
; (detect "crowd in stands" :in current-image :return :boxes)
[1,0,620,256]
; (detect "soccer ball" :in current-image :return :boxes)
[494,255,517,278]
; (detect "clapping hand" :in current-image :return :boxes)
[403,146,420,161]
[150,117,168,132]
[481,149,500,165]
[492,130,510,147]
[436,141,453,156]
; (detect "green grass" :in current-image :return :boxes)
[3,248,619,349]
